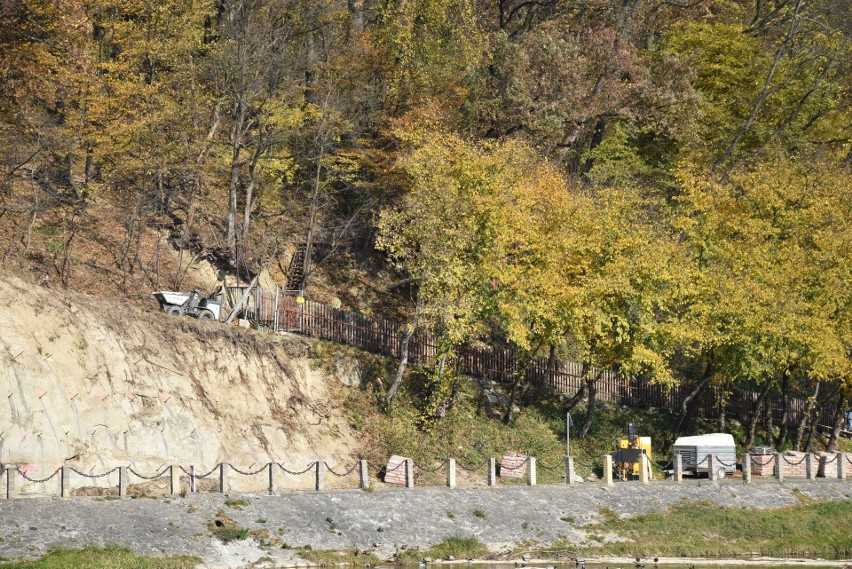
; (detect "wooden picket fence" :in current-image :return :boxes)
[227,287,815,426]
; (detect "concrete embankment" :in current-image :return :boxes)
[1,479,850,567]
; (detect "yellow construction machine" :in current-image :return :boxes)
[613,422,652,480]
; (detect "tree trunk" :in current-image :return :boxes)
[803,408,819,452]
[764,397,774,448]
[717,383,727,432]
[826,395,847,452]
[577,373,598,439]
[226,97,246,259]
[745,380,773,450]
[675,359,714,434]
[503,345,541,424]
[778,373,791,450]
[794,379,820,451]
[385,324,415,405]
[563,377,587,413]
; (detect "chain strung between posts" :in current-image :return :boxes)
[782,454,807,466]
[16,468,61,483]
[412,459,447,473]
[456,459,488,472]
[279,462,317,476]
[227,463,269,476]
[499,457,529,471]
[716,458,737,468]
[750,455,774,466]
[194,465,221,479]
[537,460,565,471]
[384,460,407,474]
[822,455,837,464]
[68,466,120,479]
[325,462,359,477]
[128,466,170,480]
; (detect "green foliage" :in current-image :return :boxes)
[396,535,489,564]
[0,544,198,568]
[577,499,852,559]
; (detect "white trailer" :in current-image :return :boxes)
[673,433,737,477]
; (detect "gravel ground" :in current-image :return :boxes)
[1,478,850,568]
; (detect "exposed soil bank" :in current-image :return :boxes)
[1,479,850,568]
[0,275,358,493]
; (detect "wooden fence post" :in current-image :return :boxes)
[674,453,683,483]
[119,466,128,497]
[268,462,277,494]
[315,461,323,491]
[169,465,180,495]
[405,459,414,488]
[219,463,227,493]
[639,454,650,484]
[566,457,576,486]
[603,455,613,485]
[359,460,369,489]
[60,466,69,498]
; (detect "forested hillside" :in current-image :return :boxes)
[1,0,849,447]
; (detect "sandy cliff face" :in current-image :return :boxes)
[0,275,358,494]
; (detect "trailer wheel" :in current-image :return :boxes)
[165,306,182,316]
[197,309,215,320]
[717,467,726,480]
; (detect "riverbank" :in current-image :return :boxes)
[1,479,850,567]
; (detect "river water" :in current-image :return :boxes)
[390,559,843,569]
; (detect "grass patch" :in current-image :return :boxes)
[396,536,490,564]
[573,499,852,559]
[295,546,379,566]
[211,526,249,543]
[0,544,198,568]
[471,509,486,519]
[224,498,250,509]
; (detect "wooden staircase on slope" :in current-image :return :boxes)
[286,244,307,291]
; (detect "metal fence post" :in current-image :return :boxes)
[315,461,323,491]
[775,453,784,482]
[603,455,613,485]
[446,458,456,488]
[527,457,537,486]
[119,466,128,497]
[674,453,683,483]
[742,454,751,484]
[359,460,369,490]
[487,458,497,487]
[405,459,414,488]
